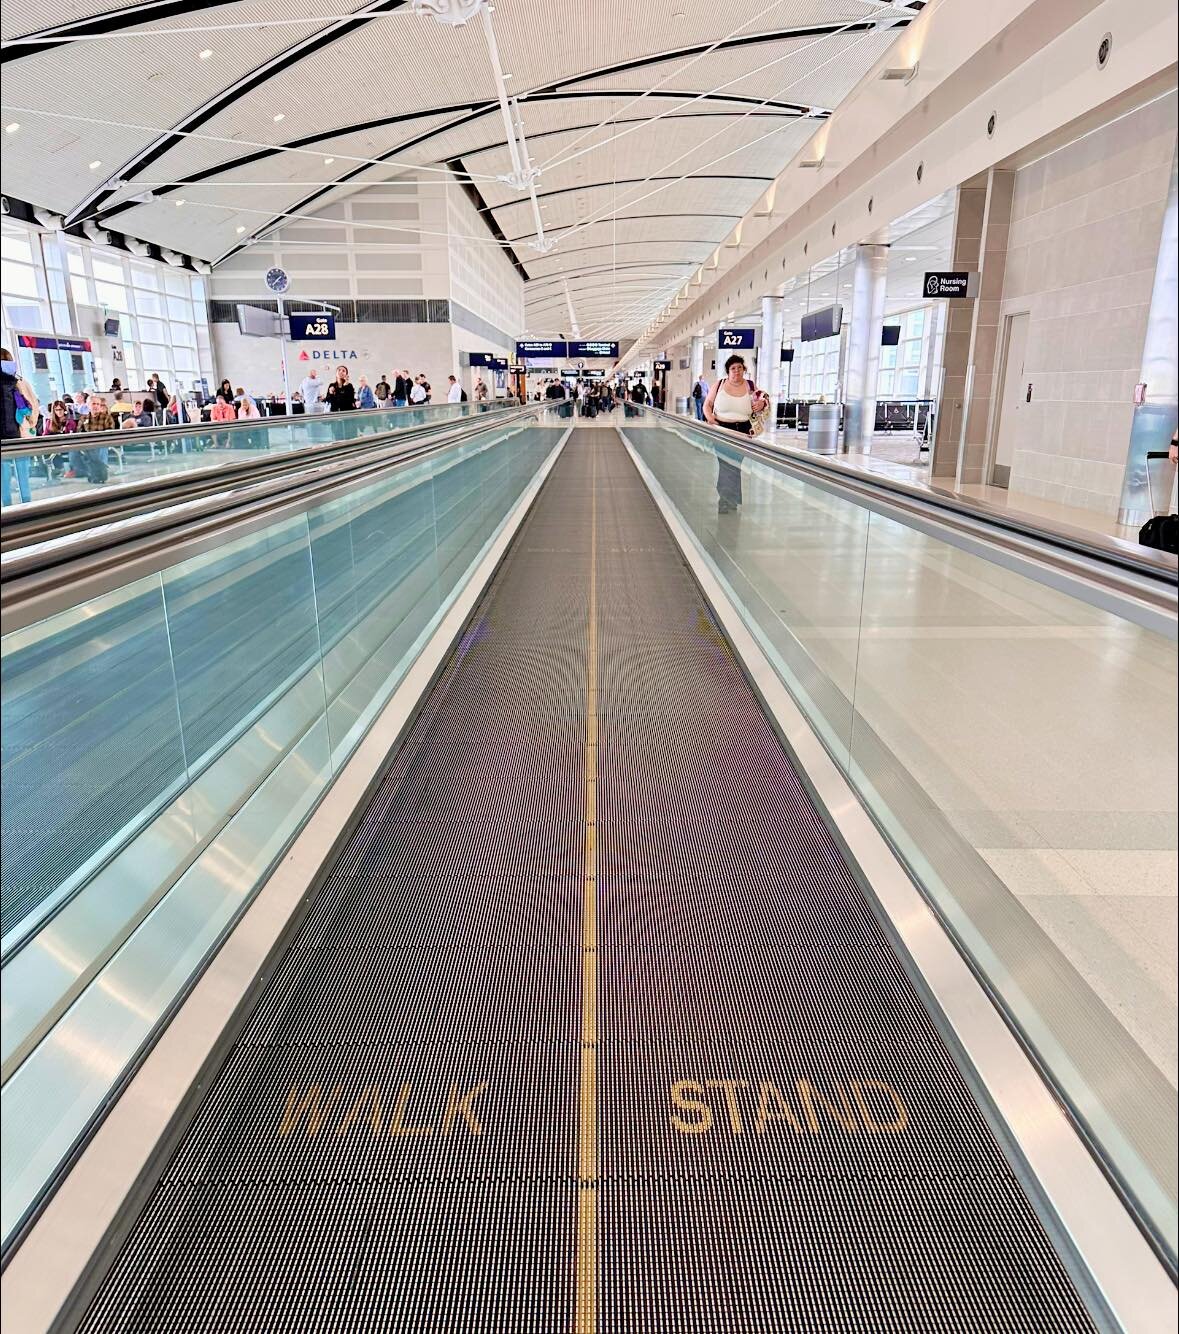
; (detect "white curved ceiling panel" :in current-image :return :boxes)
[0,0,918,333]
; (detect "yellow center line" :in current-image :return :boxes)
[576,440,599,1332]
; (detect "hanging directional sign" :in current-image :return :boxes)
[469,351,508,368]
[568,340,619,358]
[516,339,568,358]
[288,313,336,340]
[653,359,672,370]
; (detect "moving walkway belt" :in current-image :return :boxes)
[78,429,1096,1332]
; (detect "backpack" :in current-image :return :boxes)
[460,389,468,402]
[692,382,703,400]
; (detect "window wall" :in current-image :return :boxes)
[1,220,214,392]
[878,306,933,400]
[795,333,842,400]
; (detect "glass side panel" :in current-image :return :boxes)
[0,402,512,508]
[1,577,188,946]
[0,419,563,1246]
[620,408,1179,1260]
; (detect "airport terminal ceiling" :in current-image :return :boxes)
[0,0,925,337]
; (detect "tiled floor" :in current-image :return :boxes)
[761,428,1144,544]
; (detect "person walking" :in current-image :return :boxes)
[410,376,428,405]
[446,375,463,404]
[147,373,170,409]
[393,370,409,407]
[357,375,376,409]
[692,375,708,421]
[374,373,392,408]
[1,348,40,505]
[323,366,356,412]
[474,376,489,403]
[703,354,768,513]
[299,369,322,414]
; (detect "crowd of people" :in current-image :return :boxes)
[1,358,495,502]
[291,367,487,415]
[533,375,665,417]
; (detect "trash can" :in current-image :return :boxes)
[808,402,839,455]
[675,396,690,416]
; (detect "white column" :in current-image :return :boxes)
[759,295,783,421]
[690,335,704,381]
[843,243,890,451]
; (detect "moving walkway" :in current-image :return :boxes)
[0,400,515,553]
[1,408,1176,1331]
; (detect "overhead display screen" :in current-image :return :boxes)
[516,340,568,358]
[800,305,843,342]
[568,340,619,359]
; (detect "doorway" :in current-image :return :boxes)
[990,311,1030,489]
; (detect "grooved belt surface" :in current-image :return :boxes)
[79,431,1095,1332]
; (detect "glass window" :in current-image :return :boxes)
[95,281,130,311]
[67,249,87,276]
[4,300,48,331]
[167,296,193,323]
[163,269,188,297]
[70,274,91,305]
[1,234,34,264]
[904,308,926,338]
[897,369,920,397]
[135,288,164,316]
[137,317,168,343]
[902,339,921,367]
[173,346,197,373]
[131,265,160,291]
[880,346,897,370]
[143,343,171,368]
[877,370,894,397]
[2,261,40,299]
[92,257,124,284]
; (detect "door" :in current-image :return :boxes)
[990,311,1030,488]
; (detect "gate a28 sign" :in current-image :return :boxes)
[289,314,337,341]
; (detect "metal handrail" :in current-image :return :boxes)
[0,398,516,455]
[1,406,545,634]
[639,405,1178,590]
[0,404,516,554]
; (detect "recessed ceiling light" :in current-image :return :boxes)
[89,160,102,170]
[323,157,334,165]
[199,49,213,60]
[905,255,917,262]
[273,113,285,122]
[502,73,513,79]
[236,225,246,234]
[5,122,19,134]
[175,199,186,207]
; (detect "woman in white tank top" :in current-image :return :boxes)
[704,354,769,513]
[704,354,767,435]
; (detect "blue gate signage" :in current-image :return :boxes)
[289,313,336,341]
[717,327,756,350]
